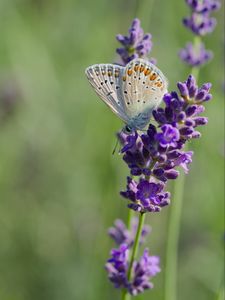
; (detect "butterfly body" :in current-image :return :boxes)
[85,58,168,131]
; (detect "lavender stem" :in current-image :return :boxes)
[191,36,202,79]
[164,165,186,300]
[122,212,146,300]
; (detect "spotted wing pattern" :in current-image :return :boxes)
[85,59,168,130]
[85,64,128,123]
[121,58,168,118]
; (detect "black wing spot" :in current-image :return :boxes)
[151,87,156,91]
[98,87,102,90]
[143,101,146,104]
[128,82,131,85]
[124,91,128,94]
[116,86,119,89]
[143,81,145,84]
[137,100,140,102]
[127,102,130,105]
[107,91,113,96]
[105,80,108,83]
[134,76,137,79]
[139,77,141,80]
[110,81,114,85]
[134,91,137,94]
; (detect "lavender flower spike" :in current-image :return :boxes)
[129,250,161,295]
[105,245,160,295]
[179,42,213,67]
[108,217,151,247]
[183,0,221,36]
[180,0,220,67]
[120,74,212,213]
[116,18,153,65]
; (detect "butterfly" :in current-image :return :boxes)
[85,58,168,133]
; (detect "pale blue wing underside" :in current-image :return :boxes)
[85,58,168,130]
[85,64,129,123]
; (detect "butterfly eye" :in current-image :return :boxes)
[125,125,132,133]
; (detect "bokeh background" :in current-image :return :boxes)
[0,1,224,299]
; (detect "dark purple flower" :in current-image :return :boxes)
[128,249,161,295]
[155,124,180,148]
[108,218,151,247]
[121,178,170,213]
[179,42,213,66]
[174,151,193,173]
[105,244,160,295]
[120,130,138,153]
[119,74,211,212]
[116,18,153,65]
[105,243,129,289]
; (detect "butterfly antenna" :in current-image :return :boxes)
[112,137,119,155]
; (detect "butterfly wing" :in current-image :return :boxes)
[120,58,168,127]
[85,63,129,123]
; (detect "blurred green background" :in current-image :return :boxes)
[0,0,224,299]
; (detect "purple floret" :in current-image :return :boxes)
[105,244,160,295]
[179,42,213,66]
[119,75,212,213]
[116,18,154,65]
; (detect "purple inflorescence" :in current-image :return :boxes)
[105,219,160,295]
[120,74,212,213]
[183,0,221,36]
[180,0,220,67]
[179,42,213,66]
[108,218,151,247]
[105,13,215,297]
[129,250,161,295]
[116,18,153,65]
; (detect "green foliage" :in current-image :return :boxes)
[0,1,224,299]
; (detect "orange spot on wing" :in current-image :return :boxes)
[122,76,126,81]
[150,73,157,81]
[127,69,133,76]
[144,68,151,76]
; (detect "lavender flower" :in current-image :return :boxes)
[105,244,129,289]
[129,250,161,295]
[108,217,151,247]
[179,42,213,66]
[180,0,220,67]
[120,74,212,213]
[183,0,220,36]
[106,220,160,295]
[116,18,153,65]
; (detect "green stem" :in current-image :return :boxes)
[191,35,201,80]
[134,0,141,17]
[121,212,146,300]
[127,208,134,230]
[164,166,186,300]
[164,33,202,300]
